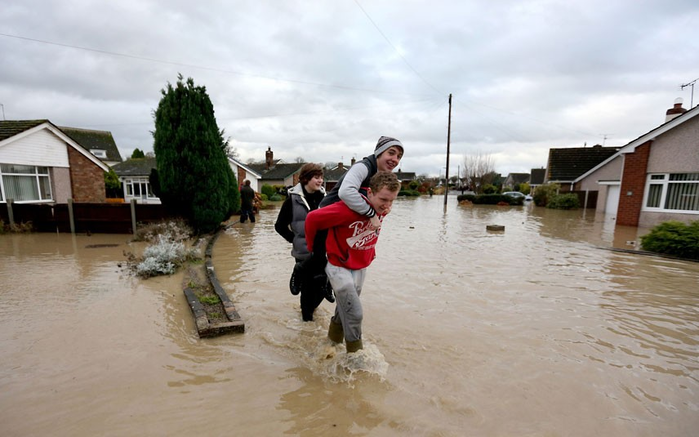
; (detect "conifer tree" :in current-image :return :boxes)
[152,74,240,233]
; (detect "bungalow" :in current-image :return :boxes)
[60,126,123,167]
[503,172,530,190]
[244,147,305,191]
[111,157,160,204]
[228,157,262,192]
[0,120,110,204]
[574,99,699,228]
[544,144,620,208]
[529,168,546,193]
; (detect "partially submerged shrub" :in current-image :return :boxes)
[125,219,200,278]
[0,220,33,234]
[132,219,194,243]
[640,221,699,260]
[131,234,199,278]
[547,193,580,210]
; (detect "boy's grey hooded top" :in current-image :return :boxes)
[319,136,404,216]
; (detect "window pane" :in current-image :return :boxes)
[670,173,699,181]
[37,167,49,175]
[665,182,699,211]
[3,175,39,201]
[126,182,133,196]
[1,164,35,174]
[133,183,141,196]
[39,176,52,200]
[646,184,662,208]
[650,174,665,180]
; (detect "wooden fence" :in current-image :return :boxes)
[1,200,173,234]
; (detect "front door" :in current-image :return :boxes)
[605,185,620,218]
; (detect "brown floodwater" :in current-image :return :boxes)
[1,196,698,436]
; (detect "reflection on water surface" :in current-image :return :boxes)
[1,196,698,436]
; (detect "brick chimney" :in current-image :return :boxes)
[665,98,687,122]
[351,157,356,166]
[265,147,274,169]
[338,162,344,170]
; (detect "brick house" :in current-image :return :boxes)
[573,100,699,228]
[0,120,110,204]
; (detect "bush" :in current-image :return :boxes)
[547,193,580,210]
[533,183,559,207]
[456,194,476,202]
[482,184,498,194]
[465,194,523,205]
[398,189,421,197]
[129,233,199,278]
[640,221,699,260]
[261,184,276,198]
[269,193,283,201]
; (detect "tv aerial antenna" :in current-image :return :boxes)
[681,77,698,108]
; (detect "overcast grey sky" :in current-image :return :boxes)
[1,0,698,177]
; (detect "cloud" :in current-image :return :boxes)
[1,0,698,178]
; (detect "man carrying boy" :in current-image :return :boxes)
[304,171,401,353]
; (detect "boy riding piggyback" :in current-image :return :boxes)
[305,171,401,353]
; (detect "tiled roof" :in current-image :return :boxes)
[395,171,416,181]
[247,162,304,180]
[0,119,49,141]
[546,146,619,182]
[60,126,123,163]
[530,168,546,185]
[324,166,348,182]
[507,172,530,184]
[112,157,157,177]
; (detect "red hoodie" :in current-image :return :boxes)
[305,200,385,270]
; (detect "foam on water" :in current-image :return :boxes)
[260,315,390,385]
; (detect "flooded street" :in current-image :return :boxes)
[1,195,698,436]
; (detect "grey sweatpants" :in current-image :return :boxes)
[325,263,367,343]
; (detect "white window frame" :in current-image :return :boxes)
[0,164,53,203]
[90,149,107,159]
[123,177,157,201]
[642,172,699,214]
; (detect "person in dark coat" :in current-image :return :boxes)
[239,179,256,223]
[274,163,330,321]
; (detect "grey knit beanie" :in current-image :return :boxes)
[374,136,404,158]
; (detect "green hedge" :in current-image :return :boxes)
[547,193,580,210]
[456,194,523,205]
[640,221,699,260]
[398,189,421,197]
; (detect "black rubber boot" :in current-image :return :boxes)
[327,321,344,344]
[346,339,363,353]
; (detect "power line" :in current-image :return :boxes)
[353,0,444,97]
[0,32,432,97]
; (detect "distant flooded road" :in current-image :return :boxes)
[1,196,698,436]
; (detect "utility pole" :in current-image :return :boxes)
[444,94,452,211]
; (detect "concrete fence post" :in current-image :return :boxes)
[7,199,15,227]
[68,198,75,234]
[131,199,137,236]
